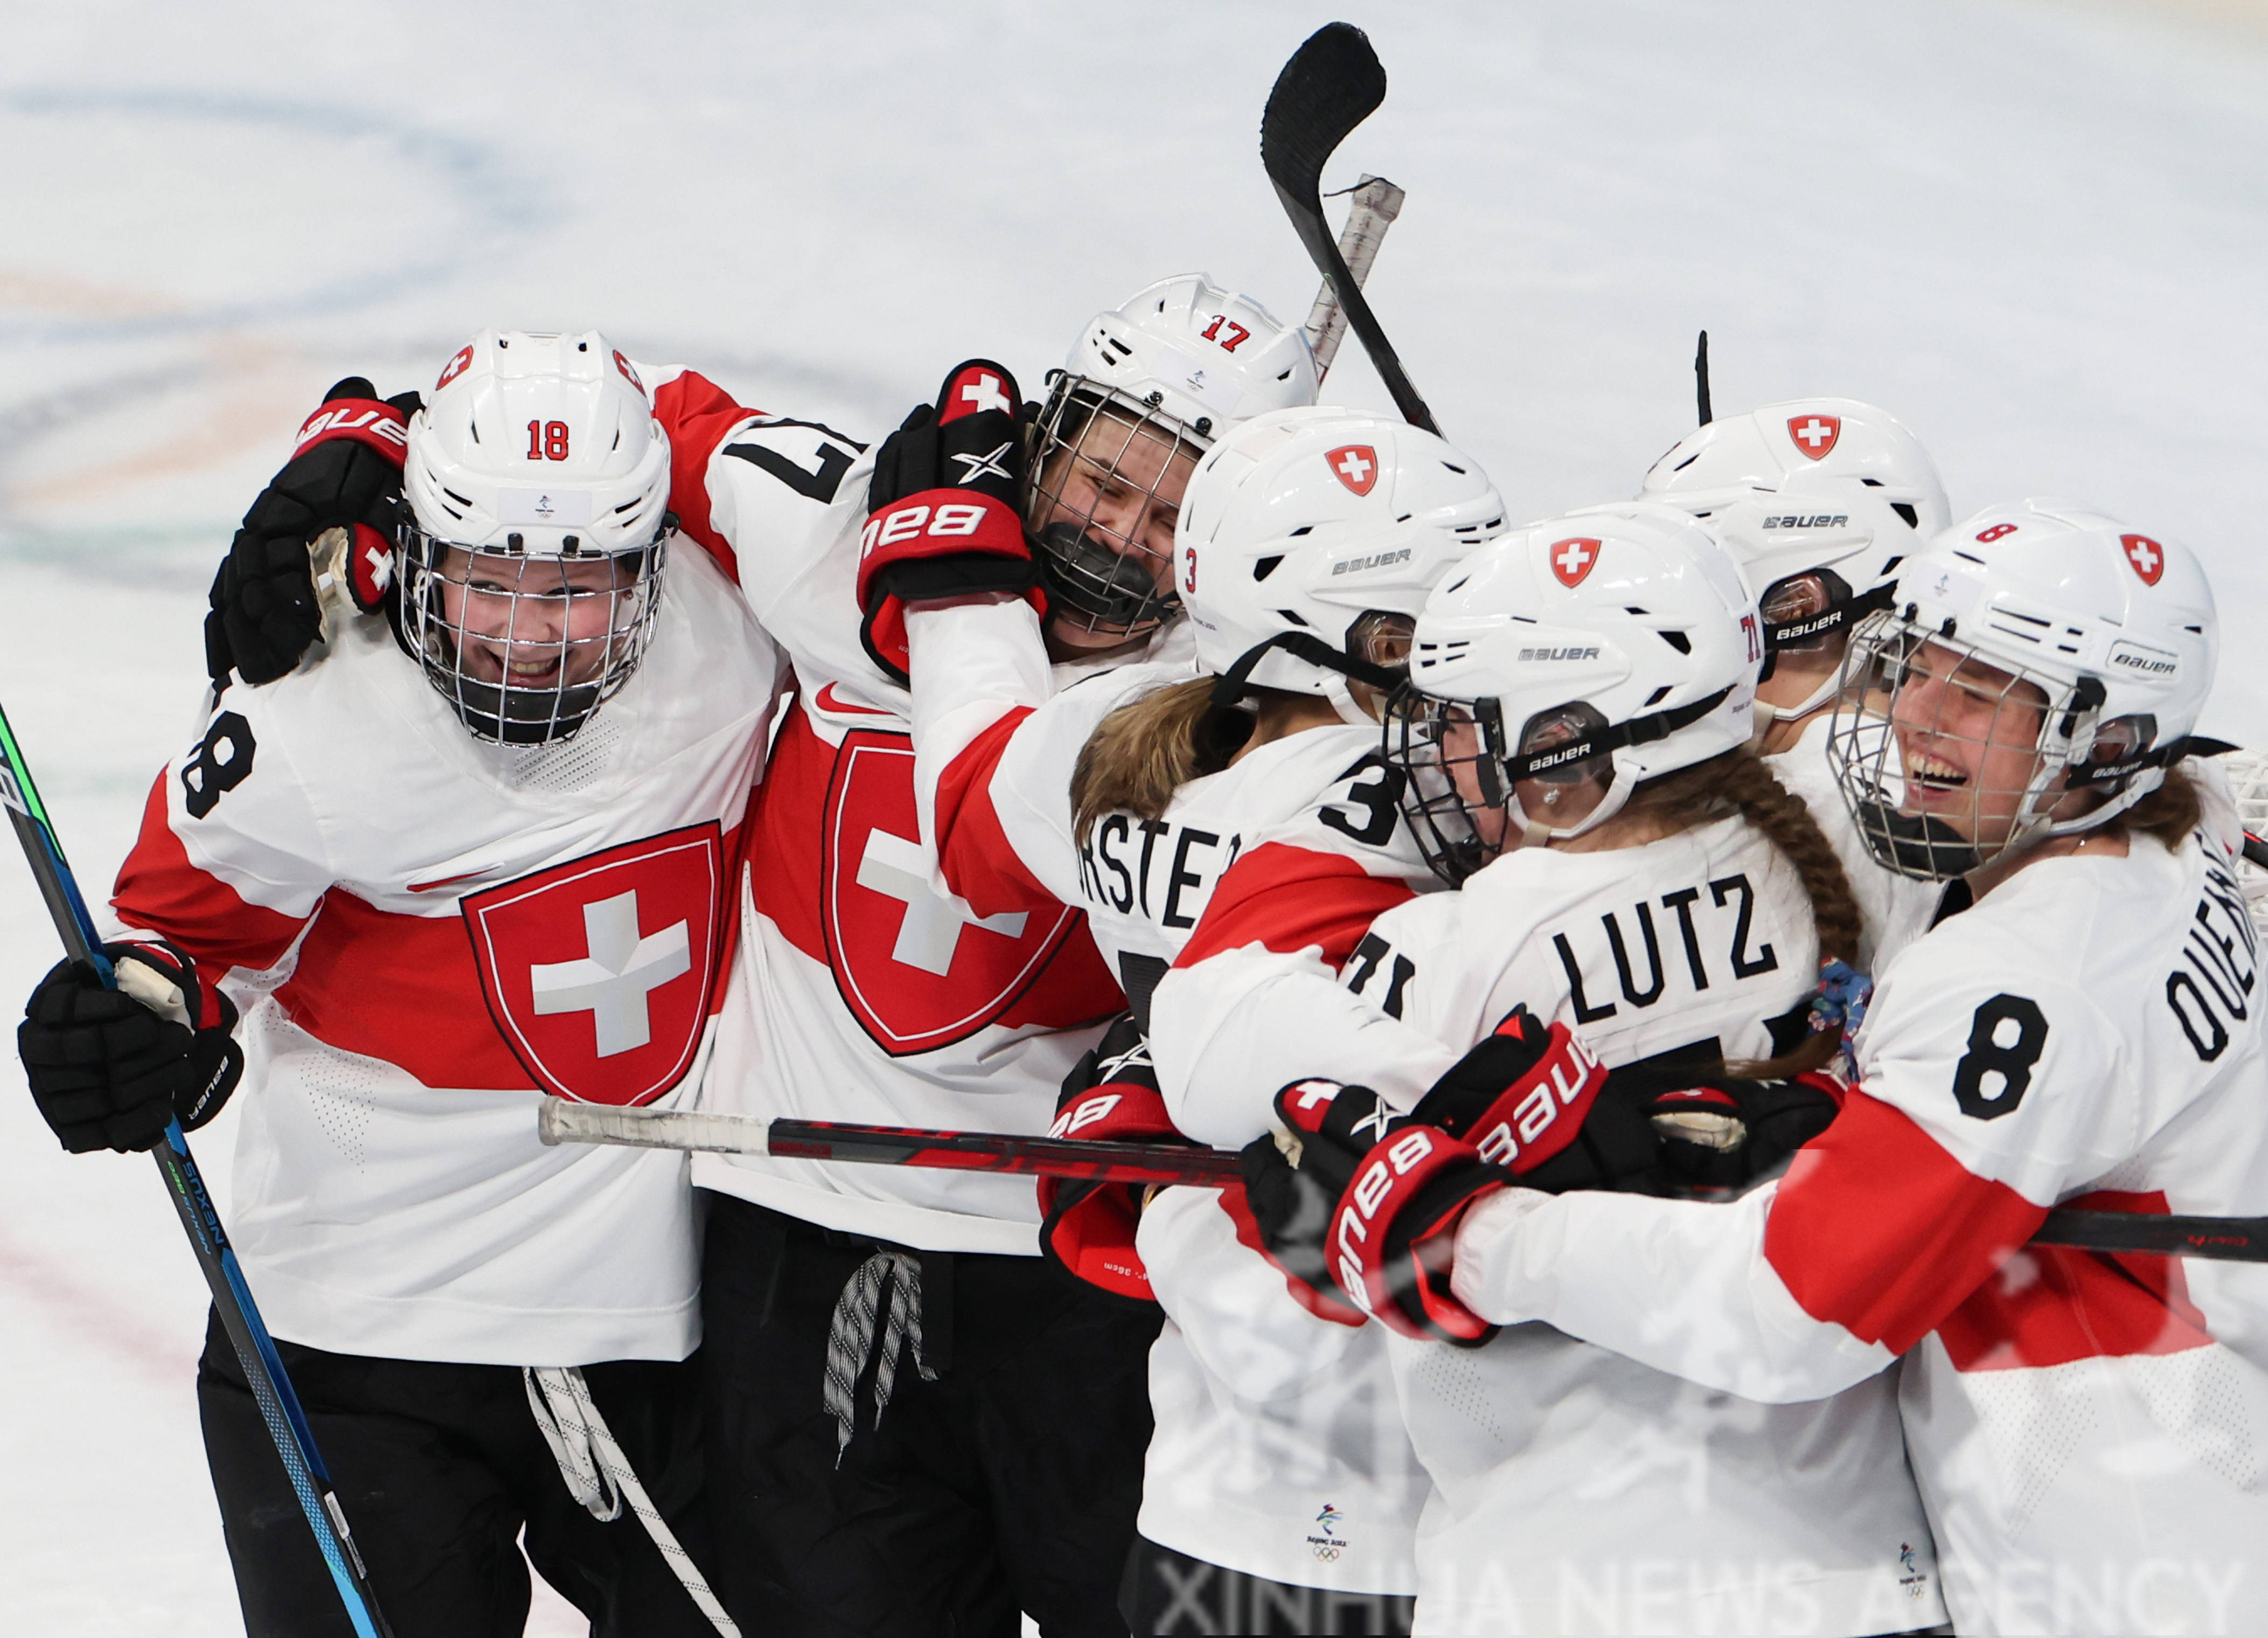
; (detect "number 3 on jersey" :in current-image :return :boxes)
[1951,993,2048,1119]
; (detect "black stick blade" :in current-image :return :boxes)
[1262,22,1386,199]
[1258,22,1441,435]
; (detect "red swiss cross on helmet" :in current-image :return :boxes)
[1327,445,1378,496]
[1548,536,1602,588]
[1786,414,1841,460]
[2120,532,2166,586]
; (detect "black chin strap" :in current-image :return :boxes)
[1498,686,1735,783]
[1210,631,1402,706]
[1762,582,1894,652]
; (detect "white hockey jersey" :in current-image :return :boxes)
[666,408,1129,1252]
[1453,777,2268,1637]
[901,592,1440,1593]
[109,535,782,1366]
[1152,817,1945,1636]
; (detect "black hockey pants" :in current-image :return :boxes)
[699,1192,1163,1638]
[197,1310,725,1637]
[1121,1537,1415,1635]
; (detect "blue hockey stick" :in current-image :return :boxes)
[0,699,394,1638]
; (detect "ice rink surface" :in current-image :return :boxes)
[2,1,2265,1629]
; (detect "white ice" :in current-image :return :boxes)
[4,1,2266,1630]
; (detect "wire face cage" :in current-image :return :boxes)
[1384,687,1620,886]
[396,527,671,745]
[1818,609,2135,881]
[1024,373,1210,640]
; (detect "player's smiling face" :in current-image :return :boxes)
[1889,639,2050,847]
[438,547,634,691]
[1035,410,1199,647]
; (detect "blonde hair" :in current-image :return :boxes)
[1069,677,1254,843]
[2109,766,2201,854]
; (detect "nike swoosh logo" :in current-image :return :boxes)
[813,682,891,717]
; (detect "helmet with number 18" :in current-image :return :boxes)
[396,328,676,745]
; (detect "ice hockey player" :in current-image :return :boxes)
[881,402,1508,1633]
[1157,502,1949,1635]
[17,331,781,1635]
[1338,503,2268,1636]
[183,278,1319,1633]
[670,276,1322,1634]
[1641,398,1953,973]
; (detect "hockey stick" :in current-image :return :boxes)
[0,700,396,1638]
[1304,174,1406,380]
[538,1100,1243,1187]
[2032,1209,2266,1262]
[541,1104,2268,1263]
[1263,22,1441,434]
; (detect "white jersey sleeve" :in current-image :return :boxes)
[1450,812,2268,1636]
[1147,756,1455,1147]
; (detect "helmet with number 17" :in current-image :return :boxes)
[1027,275,1320,644]
[1642,398,1950,724]
[1826,499,2218,879]
[397,328,676,745]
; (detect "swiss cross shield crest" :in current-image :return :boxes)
[2120,532,2166,586]
[462,824,723,1106]
[1327,445,1379,496]
[822,730,1089,1056]
[1548,536,1602,588]
[1786,413,1841,460]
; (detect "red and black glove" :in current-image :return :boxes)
[18,940,242,1155]
[1242,1078,1506,1343]
[1418,1005,1844,1195]
[857,359,1041,685]
[205,377,421,687]
[1232,1078,1381,1328]
[1038,1015,1187,1302]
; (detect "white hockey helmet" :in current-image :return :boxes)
[397,329,676,744]
[1643,398,1950,721]
[1027,275,1320,638]
[1826,498,2219,879]
[1172,406,1507,712]
[1388,501,1765,883]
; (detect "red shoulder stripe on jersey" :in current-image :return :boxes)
[281,890,535,1089]
[651,371,762,585]
[282,822,747,1095]
[1936,1189,2215,1371]
[110,774,309,1027]
[1764,1092,2047,1356]
[933,705,1059,919]
[1764,1094,2215,1365]
[1171,842,1416,971]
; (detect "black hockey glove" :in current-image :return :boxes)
[19,941,242,1155]
[1624,1066,1847,1193]
[857,360,1040,685]
[205,377,421,686]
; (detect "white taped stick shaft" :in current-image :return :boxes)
[1305,174,1407,378]
[538,1099,775,1156]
